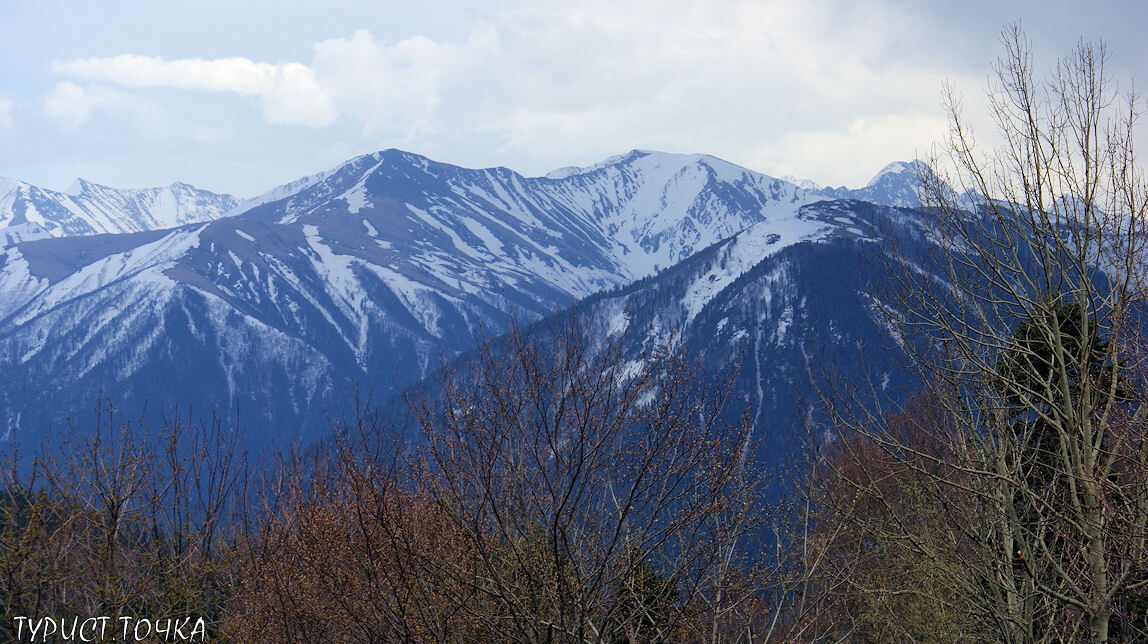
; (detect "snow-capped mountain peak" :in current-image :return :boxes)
[866,160,920,187]
[817,159,936,209]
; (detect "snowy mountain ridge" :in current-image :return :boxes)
[0,148,936,447]
[0,177,238,240]
[233,148,840,283]
[826,159,935,208]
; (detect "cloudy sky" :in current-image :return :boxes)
[1,0,1143,197]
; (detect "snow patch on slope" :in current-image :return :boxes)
[0,248,49,320]
[679,208,831,323]
[302,225,372,357]
[12,227,204,327]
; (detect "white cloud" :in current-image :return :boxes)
[53,55,275,93]
[397,0,969,185]
[258,62,337,127]
[43,82,97,127]
[34,0,1066,192]
[49,30,451,139]
[52,55,336,127]
[762,112,951,188]
[44,2,971,186]
[0,97,13,128]
[188,124,230,144]
[311,30,447,138]
[42,81,174,138]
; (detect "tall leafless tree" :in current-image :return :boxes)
[815,24,1148,643]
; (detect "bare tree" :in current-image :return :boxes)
[408,316,767,642]
[815,24,1148,643]
[0,401,247,640]
[233,317,770,642]
[780,390,996,641]
[231,402,492,642]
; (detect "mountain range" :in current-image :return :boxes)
[0,177,238,244]
[0,150,936,453]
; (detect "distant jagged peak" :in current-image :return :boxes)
[865,159,931,188]
[1,175,238,238]
[780,175,824,192]
[63,176,233,200]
